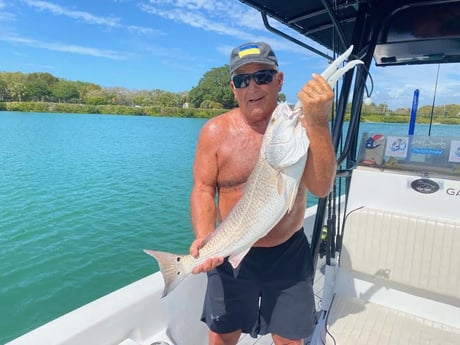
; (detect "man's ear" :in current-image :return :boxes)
[230,81,237,97]
[277,71,284,91]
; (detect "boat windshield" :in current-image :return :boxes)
[358,133,460,177]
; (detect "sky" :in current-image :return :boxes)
[1,0,460,110]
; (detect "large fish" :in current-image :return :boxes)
[144,46,362,297]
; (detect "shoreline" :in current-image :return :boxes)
[1,102,460,125]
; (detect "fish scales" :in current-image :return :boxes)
[194,155,290,260]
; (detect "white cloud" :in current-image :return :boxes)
[24,0,160,35]
[140,2,252,39]
[0,0,15,22]
[369,63,460,109]
[25,0,120,25]
[1,33,127,59]
[141,0,289,41]
[139,0,319,60]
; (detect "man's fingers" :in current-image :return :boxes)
[190,238,205,257]
[192,257,224,274]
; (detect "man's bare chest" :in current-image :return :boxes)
[217,136,262,189]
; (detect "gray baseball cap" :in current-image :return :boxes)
[229,42,278,75]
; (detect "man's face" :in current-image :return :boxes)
[231,63,283,122]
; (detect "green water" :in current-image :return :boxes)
[0,112,205,343]
[0,112,457,343]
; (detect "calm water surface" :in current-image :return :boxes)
[0,112,458,343]
[0,112,205,343]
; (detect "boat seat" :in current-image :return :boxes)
[325,208,460,344]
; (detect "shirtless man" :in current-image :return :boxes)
[189,42,336,345]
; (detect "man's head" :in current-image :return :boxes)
[229,42,283,122]
[229,42,278,75]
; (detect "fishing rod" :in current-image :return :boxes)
[428,64,441,136]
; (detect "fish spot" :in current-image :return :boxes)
[176,257,181,262]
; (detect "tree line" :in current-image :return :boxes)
[0,68,459,123]
[0,66,240,109]
[359,102,460,124]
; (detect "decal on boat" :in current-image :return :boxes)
[385,136,409,158]
[446,188,460,197]
[410,178,440,194]
[448,140,460,163]
[361,134,386,166]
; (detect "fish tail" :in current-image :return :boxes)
[143,249,191,297]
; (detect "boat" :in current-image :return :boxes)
[7,1,460,344]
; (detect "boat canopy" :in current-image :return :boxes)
[240,0,460,66]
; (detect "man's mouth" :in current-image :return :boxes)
[249,96,264,103]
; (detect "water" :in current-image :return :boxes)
[0,112,457,343]
[0,112,204,343]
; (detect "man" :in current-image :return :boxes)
[189,42,336,345]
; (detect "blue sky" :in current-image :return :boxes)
[1,0,459,110]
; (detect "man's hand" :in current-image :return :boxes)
[190,238,224,274]
[297,73,334,128]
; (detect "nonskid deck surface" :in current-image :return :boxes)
[325,296,460,345]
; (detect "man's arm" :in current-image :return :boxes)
[298,73,337,197]
[189,119,225,273]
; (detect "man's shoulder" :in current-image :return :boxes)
[207,108,238,124]
[200,108,238,137]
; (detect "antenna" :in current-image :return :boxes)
[428,64,440,136]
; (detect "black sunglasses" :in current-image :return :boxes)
[232,69,278,89]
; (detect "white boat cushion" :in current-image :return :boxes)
[326,207,460,345]
[341,208,460,300]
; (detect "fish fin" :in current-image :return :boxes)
[228,247,251,269]
[143,249,191,298]
[281,153,308,212]
[277,172,285,195]
[287,182,300,212]
[281,175,299,212]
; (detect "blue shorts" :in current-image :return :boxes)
[201,228,316,339]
